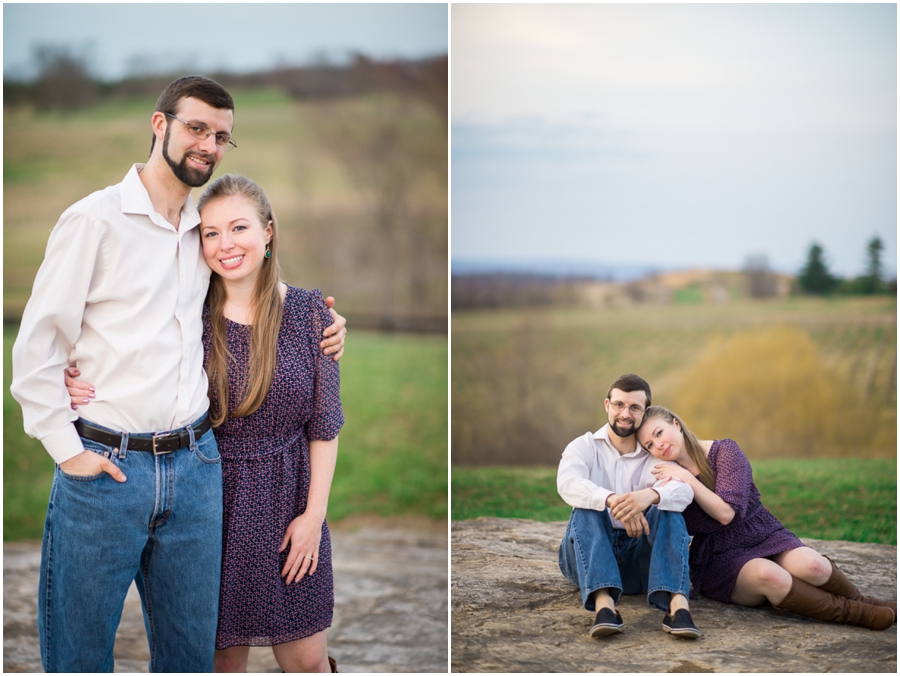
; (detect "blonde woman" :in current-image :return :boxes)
[636,406,894,631]
[67,174,344,671]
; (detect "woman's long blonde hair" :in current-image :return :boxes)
[198,174,284,427]
[642,406,716,491]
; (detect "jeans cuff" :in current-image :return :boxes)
[648,586,688,612]
[584,583,622,611]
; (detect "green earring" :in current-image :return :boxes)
[265,245,271,259]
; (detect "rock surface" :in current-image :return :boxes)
[4,520,448,673]
[452,517,897,673]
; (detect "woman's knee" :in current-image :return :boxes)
[273,633,329,673]
[213,647,250,673]
[743,559,792,598]
[281,652,326,673]
[778,548,832,585]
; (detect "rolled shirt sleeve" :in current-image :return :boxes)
[647,463,695,512]
[557,434,612,512]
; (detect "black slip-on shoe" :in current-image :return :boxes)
[662,609,701,638]
[589,607,624,637]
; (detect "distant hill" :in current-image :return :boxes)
[451,263,795,310]
[451,258,662,283]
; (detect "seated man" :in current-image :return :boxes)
[557,374,700,638]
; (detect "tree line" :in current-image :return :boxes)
[799,236,894,296]
[3,45,447,119]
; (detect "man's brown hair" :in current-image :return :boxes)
[606,374,651,407]
[150,75,234,154]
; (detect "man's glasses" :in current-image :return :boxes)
[166,113,237,152]
[610,401,645,415]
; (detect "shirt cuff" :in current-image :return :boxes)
[653,478,693,510]
[592,486,612,512]
[41,424,86,465]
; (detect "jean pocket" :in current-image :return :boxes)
[58,438,117,481]
[192,431,221,465]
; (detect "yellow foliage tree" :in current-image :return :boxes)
[671,327,871,458]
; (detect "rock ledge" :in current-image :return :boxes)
[452,517,896,673]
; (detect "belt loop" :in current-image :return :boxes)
[187,423,197,452]
[119,432,129,460]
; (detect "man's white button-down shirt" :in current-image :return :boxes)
[11,164,211,465]
[557,424,694,529]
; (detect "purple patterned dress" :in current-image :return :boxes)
[683,439,803,604]
[203,286,344,650]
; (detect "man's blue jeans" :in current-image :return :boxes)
[558,506,690,613]
[38,417,223,673]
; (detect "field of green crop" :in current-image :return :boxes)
[452,296,896,465]
[4,324,448,541]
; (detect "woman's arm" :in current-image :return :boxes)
[279,436,339,584]
[652,463,735,525]
[685,473,735,525]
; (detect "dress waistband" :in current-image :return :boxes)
[218,426,307,460]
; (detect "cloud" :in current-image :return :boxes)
[451,4,896,277]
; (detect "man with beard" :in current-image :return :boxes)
[557,374,701,639]
[11,76,345,672]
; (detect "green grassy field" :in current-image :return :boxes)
[3,324,447,541]
[452,296,896,465]
[451,459,896,545]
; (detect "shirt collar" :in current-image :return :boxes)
[120,163,201,233]
[593,423,646,458]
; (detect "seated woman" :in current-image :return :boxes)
[636,406,895,630]
[67,174,345,672]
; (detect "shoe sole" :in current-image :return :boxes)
[662,624,701,639]
[589,624,623,637]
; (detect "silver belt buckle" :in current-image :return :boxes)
[151,433,173,455]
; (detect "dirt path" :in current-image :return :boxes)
[4,519,448,673]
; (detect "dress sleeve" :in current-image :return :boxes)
[303,289,344,441]
[680,439,754,535]
[712,439,754,521]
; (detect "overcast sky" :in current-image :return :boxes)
[452,3,897,278]
[4,3,447,81]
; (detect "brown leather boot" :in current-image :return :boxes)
[775,575,894,630]
[819,556,897,619]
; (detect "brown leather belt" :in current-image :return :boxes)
[74,417,212,455]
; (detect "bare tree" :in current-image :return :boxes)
[744,254,778,298]
[32,44,99,111]
[306,94,446,329]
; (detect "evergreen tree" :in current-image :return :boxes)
[798,243,838,295]
[858,236,885,294]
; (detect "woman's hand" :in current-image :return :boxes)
[65,366,95,410]
[279,512,324,584]
[651,463,693,484]
[320,296,346,361]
